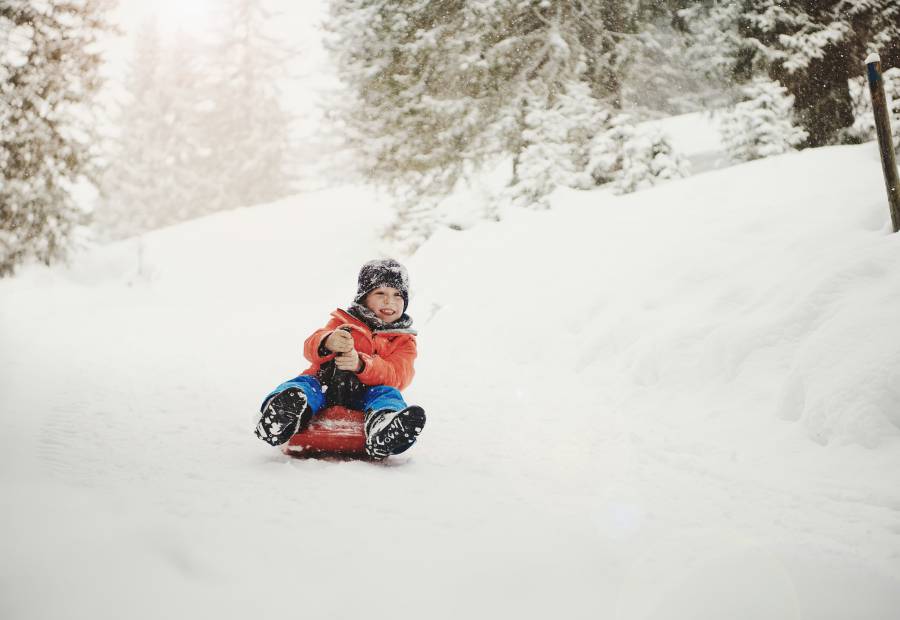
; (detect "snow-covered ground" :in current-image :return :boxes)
[2,140,900,619]
[643,111,726,174]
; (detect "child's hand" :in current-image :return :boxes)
[325,329,354,353]
[335,349,362,372]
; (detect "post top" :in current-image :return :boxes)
[865,52,881,65]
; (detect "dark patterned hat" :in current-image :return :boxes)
[353,259,410,312]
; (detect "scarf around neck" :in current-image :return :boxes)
[347,302,417,334]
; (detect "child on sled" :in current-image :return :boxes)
[255,259,425,459]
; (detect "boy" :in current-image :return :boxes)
[255,259,426,459]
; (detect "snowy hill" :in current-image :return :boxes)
[2,145,900,620]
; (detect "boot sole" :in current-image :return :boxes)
[366,405,426,458]
[256,388,310,446]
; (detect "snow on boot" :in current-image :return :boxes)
[255,388,311,446]
[364,406,426,459]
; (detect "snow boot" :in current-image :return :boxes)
[255,388,312,446]
[364,405,426,459]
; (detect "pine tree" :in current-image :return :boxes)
[619,14,726,115]
[96,24,217,239]
[97,0,297,241]
[506,87,577,210]
[505,79,607,208]
[719,78,808,163]
[163,31,221,220]
[681,0,900,147]
[203,0,296,212]
[98,21,171,238]
[0,0,111,276]
[587,115,689,194]
[326,0,644,248]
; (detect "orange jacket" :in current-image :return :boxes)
[302,309,417,391]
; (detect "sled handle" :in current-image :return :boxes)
[331,325,355,404]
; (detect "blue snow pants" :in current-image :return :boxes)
[260,375,407,416]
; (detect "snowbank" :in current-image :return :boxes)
[413,144,900,448]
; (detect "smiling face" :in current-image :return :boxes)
[364,286,405,323]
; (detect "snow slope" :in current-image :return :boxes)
[2,146,900,620]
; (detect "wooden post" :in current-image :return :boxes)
[865,53,900,233]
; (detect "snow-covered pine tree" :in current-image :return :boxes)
[619,4,729,115]
[327,0,643,248]
[587,115,689,194]
[504,79,607,208]
[480,0,642,159]
[162,32,222,221]
[677,2,748,100]
[0,0,111,276]
[95,19,164,239]
[719,78,808,164]
[97,25,216,239]
[674,2,777,116]
[681,0,900,147]
[643,129,691,186]
[202,0,296,212]
[559,80,611,190]
[98,1,296,241]
[506,87,577,210]
[326,0,490,248]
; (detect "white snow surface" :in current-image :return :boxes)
[2,147,900,619]
[642,112,726,174]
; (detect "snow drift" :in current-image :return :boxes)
[414,144,900,448]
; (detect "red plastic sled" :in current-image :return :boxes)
[282,406,367,458]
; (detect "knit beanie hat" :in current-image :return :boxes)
[353,259,410,312]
